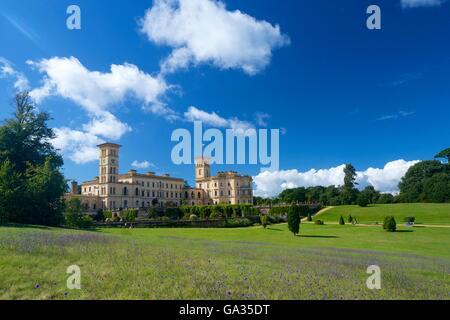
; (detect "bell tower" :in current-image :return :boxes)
[98,143,121,187]
[195,157,210,182]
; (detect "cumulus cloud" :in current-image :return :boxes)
[253,160,420,198]
[52,128,104,164]
[184,106,253,130]
[131,160,158,170]
[140,0,290,75]
[0,57,29,90]
[401,0,447,8]
[27,56,176,162]
[28,56,169,115]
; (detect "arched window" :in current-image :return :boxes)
[198,192,201,199]
[123,187,128,196]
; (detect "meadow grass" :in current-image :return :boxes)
[0,220,449,300]
[317,203,450,225]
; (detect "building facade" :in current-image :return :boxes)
[194,157,253,205]
[66,143,253,211]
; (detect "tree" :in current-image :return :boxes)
[64,198,83,227]
[360,186,379,204]
[339,215,345,225]
[399,160,449,203]
[0,92,66,226]
[357,193,370,207]
[342,164,358,204]
[343,164,357,190]
[383,216,397,232]
[287,205,301,236]
[377,193,395,204]
[0,160,22,224]
[260,215,269,228]
[348,214,353,223]
[435,148,450,164]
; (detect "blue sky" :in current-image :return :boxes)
[0,0,449,197]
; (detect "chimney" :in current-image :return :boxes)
[71,181,79,195]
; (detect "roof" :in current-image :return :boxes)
[97,143,122,148]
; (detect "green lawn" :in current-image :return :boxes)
[0,218,449,300]
[316,203,450,225]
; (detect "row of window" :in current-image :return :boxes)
[134,180,183,190]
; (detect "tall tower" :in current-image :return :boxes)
[98,143,121,187]
[195,157,211,182]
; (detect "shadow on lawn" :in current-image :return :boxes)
[298,235,339,239]
[266,227,284,232]
[0,223,52,230]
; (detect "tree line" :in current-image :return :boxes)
[255,149,450,206]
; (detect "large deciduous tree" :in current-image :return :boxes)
[0,92,66,226]
[435,148,450,164]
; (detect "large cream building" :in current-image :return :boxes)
[67,143,253,211]
[194,157,253,205]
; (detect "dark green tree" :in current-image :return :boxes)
[339,215,345,225]
[64,197,83,227]
[287,205,301,236]
[383,216,397,232]
[341,164,358,204]
[357,193,370,207]
[399,160,448,203]
[435,148,450,164]
[0,92,66,226]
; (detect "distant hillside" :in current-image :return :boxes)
[316,203,450,225]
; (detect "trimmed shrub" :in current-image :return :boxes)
[404,216,415,223]
[383,216,397,232]
[314,220,325,225]
[307,213,312,222]
[339,215,345,225]
[348,214,353,223]
[260,215,269,228]
[287,205,301,236]
[93,209,104,222]
[103,210,113,220]
[225,218,253,228]
[121,209,138,222]
[78,215,94,229]
[165,208,183,220]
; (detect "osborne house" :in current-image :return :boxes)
[66,143,253,211]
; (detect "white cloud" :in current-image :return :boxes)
[131,160,157,170]
[27,56,176,163]
[184,106,253,130]
[401,0,447,8]
[140,0,290,75]
[253,160,420,198]
[82,113,132,140]
[0,57,29,90]
[356,160,420,194]
[254,112,270,127]
[52,128,104,164]
[376,110,415,121]
[28,56,169,116]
